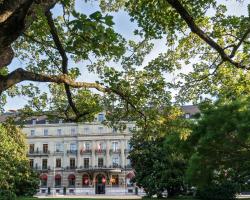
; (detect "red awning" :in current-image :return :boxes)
[68,174,75,180]
[126,172,135,179]
[55,174,61,179]
[40,174,48,180]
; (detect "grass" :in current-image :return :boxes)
[16,197,198,200]
[16,197,250,200]
[17,197,196,200]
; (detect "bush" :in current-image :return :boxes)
[0,190,16,200]
[196,182,237,200]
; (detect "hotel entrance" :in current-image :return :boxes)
[95,174,106,194]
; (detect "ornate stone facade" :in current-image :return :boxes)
[22,115,140,195]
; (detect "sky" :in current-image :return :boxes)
[3,0,249,111]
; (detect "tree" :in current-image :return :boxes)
[1,0,249,119]
[186,98,250,195]
[0,122,39,197]
[124,0,250,102]
[129,106,191,197]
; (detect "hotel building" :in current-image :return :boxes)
[0,105,198,195]
[22,113,140,195]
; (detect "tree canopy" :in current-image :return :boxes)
[0,0,249,121]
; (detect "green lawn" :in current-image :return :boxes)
[17,197,197,200]
[16,197,250,200]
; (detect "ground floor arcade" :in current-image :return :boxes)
[37,169,144,195]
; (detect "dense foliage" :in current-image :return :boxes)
[129,107,191,197]
[0,123,39,198]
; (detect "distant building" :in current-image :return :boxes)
[1,106,199,196]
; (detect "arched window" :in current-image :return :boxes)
[40,174,47,187]
[68,174,75,187]
[111,175,119,186]
[55,174,61,187]
[82,174,89,187]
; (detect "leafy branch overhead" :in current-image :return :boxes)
[1,0,250,120]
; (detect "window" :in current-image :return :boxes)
[30,130,35,136]
[30,159,34,168]
[112,141,118,151]
[42,159,47,169]
[57,129,62,136]
[56,159,61,168]
[112,127,117,133]
[44,129,48,136]
[84,158,89,168]
[68,174,75,187]
[70,143,77,152]
[127,143,131,150]
[112,157,119,167]
[82,175,89,187]
[98,113,105,122]
[100,142,105,150]
[85,142,90,150]
[55,143,63,152]
[70,158,75,169]
[84,127,89,133]
[98,126,103,133]
[29,144,34,153]
[185,113,190,119]
[111,175,119,186]
[98,158,104,167]
[32,119,36,125]
[71,128,76,136]
[40,174,47,187]
[43,144,48,153]
[55,174,61,187]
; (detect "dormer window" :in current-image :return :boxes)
[32,119,36,125]
[185,113,190,119]
[98,114,105,122]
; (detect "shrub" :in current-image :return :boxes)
[196,182,237,200]
[0,190,16,200]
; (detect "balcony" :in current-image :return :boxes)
[32,166,51,171]
[67,150,77,155]
[53,150,64,155]
[109,149,121,154]
[80,149,92,155]
[28,150,50,156]
[95,149,106,154]
[65,166,77,170]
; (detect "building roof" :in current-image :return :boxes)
[181,105,200,116]
[0,105,200,124]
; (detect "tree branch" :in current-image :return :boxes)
[0,68,109,93]
[0,68,147,120]
[166,0,248,69]
[45,10,81,117]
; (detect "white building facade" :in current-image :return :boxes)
[22,114,141,196]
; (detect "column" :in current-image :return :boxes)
[106,140,111,167]
[91,140,95,167]
[77,141,81,168]
[120,140,125,168]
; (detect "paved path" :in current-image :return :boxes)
[35,195,142,199]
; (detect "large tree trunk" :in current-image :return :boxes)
[0,0,57,68]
